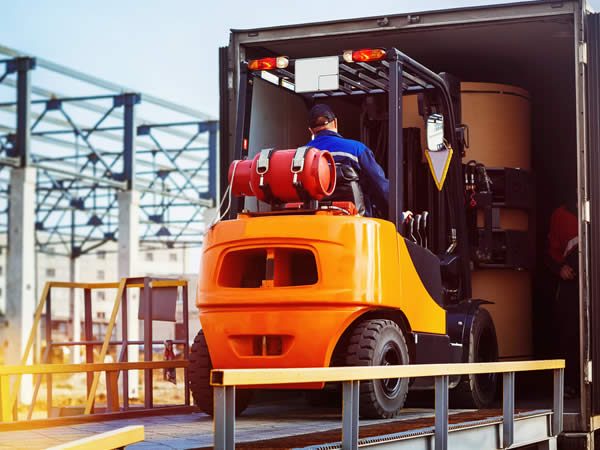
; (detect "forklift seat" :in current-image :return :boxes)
[324,164,366,215]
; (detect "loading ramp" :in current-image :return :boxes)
[0,405,555,450]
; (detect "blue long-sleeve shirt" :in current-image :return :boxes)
[307,130,389,216]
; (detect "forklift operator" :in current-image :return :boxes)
[306,104,389,217]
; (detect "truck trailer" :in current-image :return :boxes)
[196,1,600,448]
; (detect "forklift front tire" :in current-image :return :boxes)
[452,307,498,408]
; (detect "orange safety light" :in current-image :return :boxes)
[342,48,387,63]
[248,56,289,71]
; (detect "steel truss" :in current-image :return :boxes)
[0,49,216,257]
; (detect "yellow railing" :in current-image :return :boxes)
[1,361,189,422]
[210,360,564,386]
[210,360,565,450]
[8,277,191,422]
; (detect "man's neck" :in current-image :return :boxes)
[314,128,339,137]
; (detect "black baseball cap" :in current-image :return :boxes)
[308,104,336,128]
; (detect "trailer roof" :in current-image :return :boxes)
[230,0,555,34]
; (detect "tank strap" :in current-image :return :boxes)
[291,146,311,186]
[291,146,313,204]
[256,148,275,180]
[256,148,276,203]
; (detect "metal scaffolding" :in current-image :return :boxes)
[0,46,217,257]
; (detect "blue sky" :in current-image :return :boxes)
[0,0,563,118]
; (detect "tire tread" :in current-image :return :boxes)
[344,319,409,419]
[188,330,252,416]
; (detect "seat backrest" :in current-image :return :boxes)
[324,164,366,215]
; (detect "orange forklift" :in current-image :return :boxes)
[189,48,500,419]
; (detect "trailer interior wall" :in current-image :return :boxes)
[240,12,578,366]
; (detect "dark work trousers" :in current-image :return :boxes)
[554,279,580,390]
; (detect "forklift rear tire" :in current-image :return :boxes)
[345,319,410,419]
[188,330,252,416]
[452,307,498,408]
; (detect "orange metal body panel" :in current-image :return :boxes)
[200,306,366,388]
[197,214,446,384]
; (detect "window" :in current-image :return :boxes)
[219,248,318,288]
[97,291,106,301]
[46,268,56,277]
[169,253,178,262]
[97,312,106,320]
[97,251,106,260]
[97,270,105,280]
[145,252,154,262]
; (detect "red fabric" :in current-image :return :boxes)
[548,206,578,264]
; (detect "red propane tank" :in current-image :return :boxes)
[229,148,336,203]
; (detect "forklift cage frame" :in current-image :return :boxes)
[229,47,472,299]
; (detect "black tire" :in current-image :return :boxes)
[188,330,252,416]
[452,307,498,408]
[345,319,410,419]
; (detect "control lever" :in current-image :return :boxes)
[446,228,458,254]
[414,214,422,246]
[408,215,416,243]
[421,211,429,249]
[402,211,413,239]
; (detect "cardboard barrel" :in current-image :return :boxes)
[404,82,533,359]
[463,83,532,360]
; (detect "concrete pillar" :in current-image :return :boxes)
[69,256,81,364]
[118,190,139,398]
[4,167,37,404]
[0,244,6,316]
